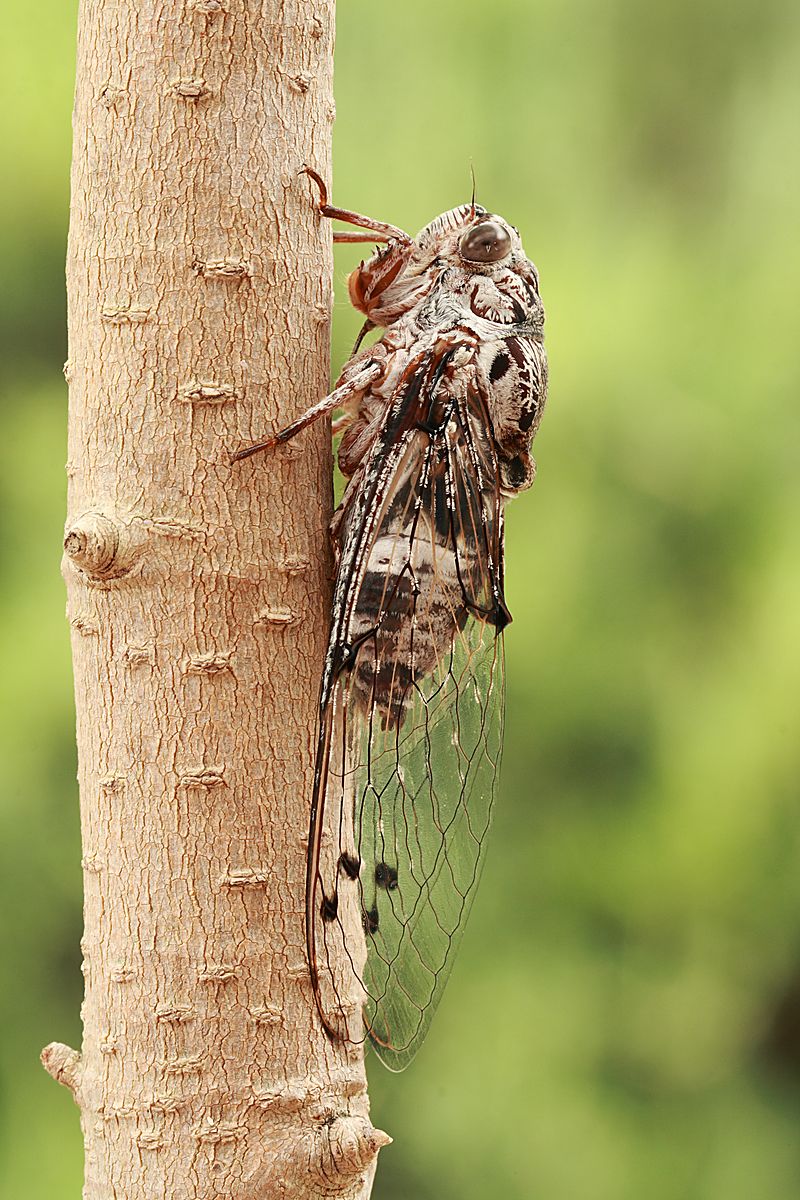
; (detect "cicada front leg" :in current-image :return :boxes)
[301,166,409,245]
[231,171,411,464]
[301,168,417,321]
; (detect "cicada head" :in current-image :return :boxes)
[424,204,545,333]
[348,202,541,331]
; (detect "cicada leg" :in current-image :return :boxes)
[330,412,352,438]
[230,361,382,463]
[301,167,418,320]
[301,167,410,245]
[351,319,375,356]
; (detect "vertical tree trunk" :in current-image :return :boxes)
[41,2,389,1196]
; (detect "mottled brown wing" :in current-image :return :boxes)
[306,351,507,1069]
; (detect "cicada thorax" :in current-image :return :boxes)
[468,268,538,326]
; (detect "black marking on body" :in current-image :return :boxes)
[507,337,529,372]
[486,335,543,448]
[375,862,399,890]
[522,275,539,302]
[490,352,511,382]
[320,893,338,922]
[519,404,537,432]
[363,906,380,935]
[506,456,528,488]
[339,852,361,880]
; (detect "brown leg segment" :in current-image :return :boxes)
[230,362,383,463]
[300,168,419,321]
[330,413,352,437]
[332,231,393,245]
[301,167,411,245]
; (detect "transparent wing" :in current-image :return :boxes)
[307,354,508,1070]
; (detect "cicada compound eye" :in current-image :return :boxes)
[458,220,512,264]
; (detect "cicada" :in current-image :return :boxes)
[234,170,547,1069]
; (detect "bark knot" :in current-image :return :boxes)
[312,1116,392,1189]
[98,83,127,109]
[179,381,237,404]
[192,257,251,280]
[184,651,233,674]
[255,606,298,626]
[40,1042,82,1097]
[170,78,212,100]
[100,301,150,323]
[63,512,128,581]
[289,71,313,93]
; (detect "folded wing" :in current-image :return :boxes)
[307,350,508,1069]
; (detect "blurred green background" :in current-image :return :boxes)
[2,0,800,1196]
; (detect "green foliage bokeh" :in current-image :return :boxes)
[2,1,799,1196]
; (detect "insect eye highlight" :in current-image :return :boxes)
[459,221,512,264]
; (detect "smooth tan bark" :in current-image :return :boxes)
[42,2,388,1196]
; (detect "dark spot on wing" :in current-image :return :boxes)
[320,893,338,922]
[339,852,361,880]
[375,862,399,890]
[363,906,380,935]
[490,352,511,382]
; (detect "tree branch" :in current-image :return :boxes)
[46,1,388,1195]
